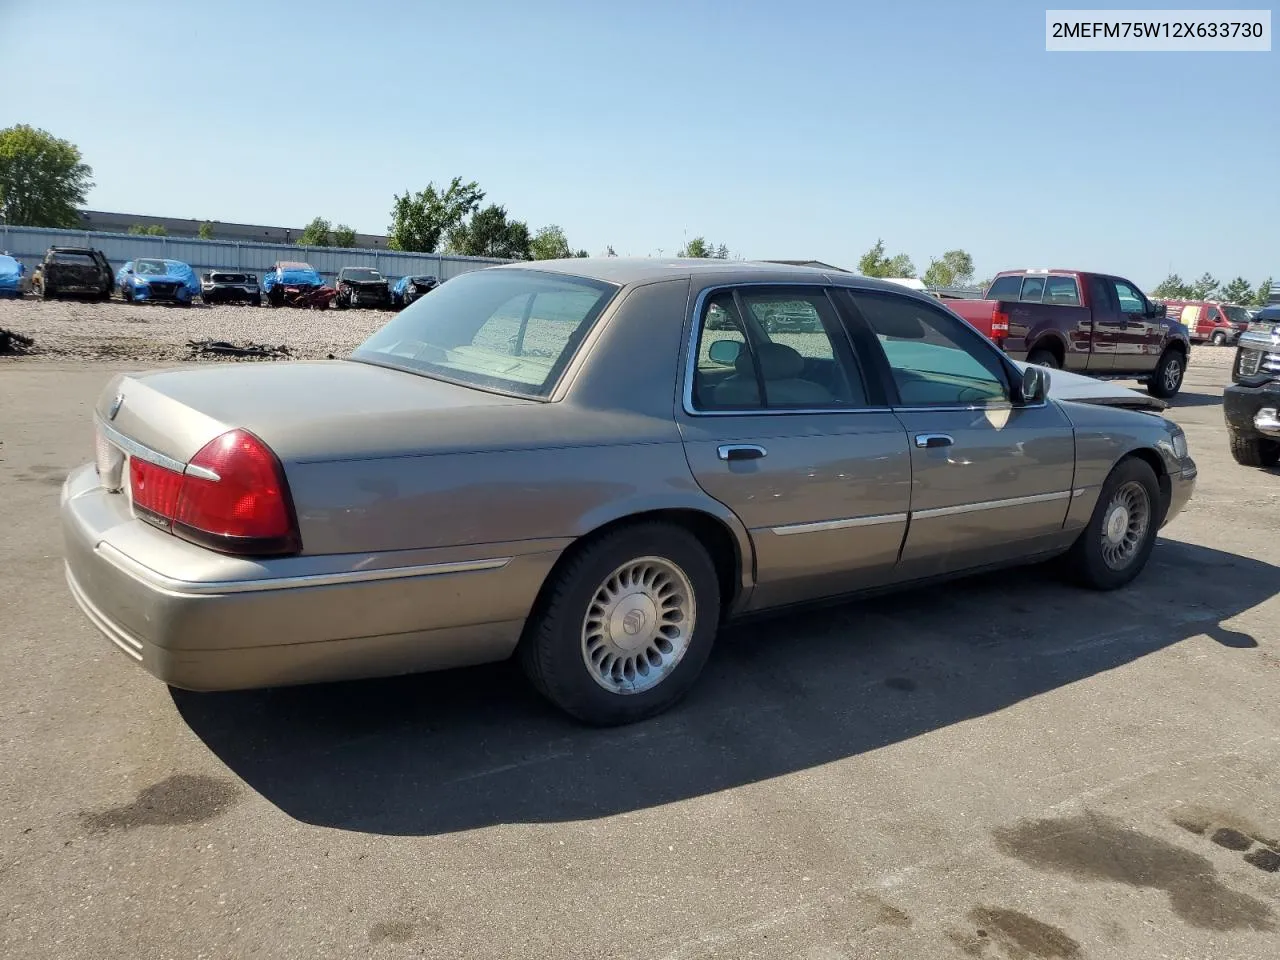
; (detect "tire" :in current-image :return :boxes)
[1229,433,1280,468]
[1027,348,1060,369]
[519,522,721,726]
[1148,348,1185,398]
[1062,457,1161,590]
[253,296,262,307]
[1211,331,1227,346]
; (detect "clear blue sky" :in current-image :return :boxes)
[2,0,1276,287]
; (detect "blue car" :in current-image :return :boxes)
[0,253,24,298]
[391,273,439,309]
[117,258,200,305]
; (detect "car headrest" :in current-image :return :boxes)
[739,342,804,380]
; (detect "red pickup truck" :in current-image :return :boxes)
[948,269,1192,398]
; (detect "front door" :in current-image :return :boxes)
[1085,275,1124,371]
[1109,276,1160,373]
[677,284,912,610]
[842,289,1078,577]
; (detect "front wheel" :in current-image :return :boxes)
[1211,331,1227,346]
[519,523,721,726]
[1229,433,1280,468]
[1062,457,1161,590]
[1027,348,1060,369]
[1148,349,1185,398]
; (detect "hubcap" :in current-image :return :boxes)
[1164,359,1182,391]
[581,556,695,695]
[1100,480,1151,570]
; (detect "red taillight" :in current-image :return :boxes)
[991,308,1010,338]
[126,429,299,556]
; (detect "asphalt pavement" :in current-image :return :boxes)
[1,357,1277,960]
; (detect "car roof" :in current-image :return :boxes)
[488,257,910,293]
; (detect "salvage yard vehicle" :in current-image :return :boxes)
[1224,322,1280,467]
[1160,299,1251,345]
[201,270,261,306]
[949,269,1192,398]
[31,246,113,301]
[116,258,199,305]
[261,261,336,309]
[0,253,23,298]
[391,273,439,309]
[61,260,1196,726]
[335,266,391,310]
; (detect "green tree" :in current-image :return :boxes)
[0,124,93,228]
[605,245,617,257]
[714,243,729,259]
[923,258,953,287]
[298,216,332,247]
[1255,278,1274,307]
[332,224,357,248]
[447,203,531,259]
[388,177,484,253]
[1151,274,1191,299]
[1189,272,1218,300]
[197,222,214,240]
[858,239,914,278]
[128,224,167,236]
[530,224,572,260]
[574,249,589,258]
[975,278,993,294]
[1220,277,1254,305]
[680,236,712,258]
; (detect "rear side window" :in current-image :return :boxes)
[986,276,1022,300]
[1042,276,1081,305]
[691,288,867,411]
[1019,277,1046,302]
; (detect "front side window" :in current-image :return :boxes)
[353,268,617,398]
[1112,279,1146,314]
[850,291,1010,407]
[692,288,867,411]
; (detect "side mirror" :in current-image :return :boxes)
[1014,364,1048,405]
[707,339,742,367]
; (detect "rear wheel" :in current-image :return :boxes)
[519,523,720,726]
[1148,348,1185,398]
[1062,457,1161,590]
[1027,348,1060,369]
[1229,434,1280,468]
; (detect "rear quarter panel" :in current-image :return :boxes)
[1005,303,1092,368]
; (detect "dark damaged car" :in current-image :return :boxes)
[201,270,261,306]
[32,247,114,300]
[335,267,391,310]
[261,261,337,309]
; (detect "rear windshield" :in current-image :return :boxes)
[342,268,382,281]
[353,268,619,398]
[51,253,95,266]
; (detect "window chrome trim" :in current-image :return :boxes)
[912,489,1072,520]
[96,417,187,473]
[771,512,907,536]
[95,542,513,596]
[681,281,889,418]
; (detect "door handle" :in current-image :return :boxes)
[717,444,767,462]
[914,434,954,449]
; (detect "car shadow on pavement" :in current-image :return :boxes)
[1163,390,1223,409]
[174,539,1276,837]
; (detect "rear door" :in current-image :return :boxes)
[842,288,1077,577]
[1084,275,1122,370]
[677,284,912,610]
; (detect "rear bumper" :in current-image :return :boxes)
[60,463,561,691]
[1225,382,1280,439]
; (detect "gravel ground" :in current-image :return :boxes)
[0,295,1246,371]
[0,297,392,363]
